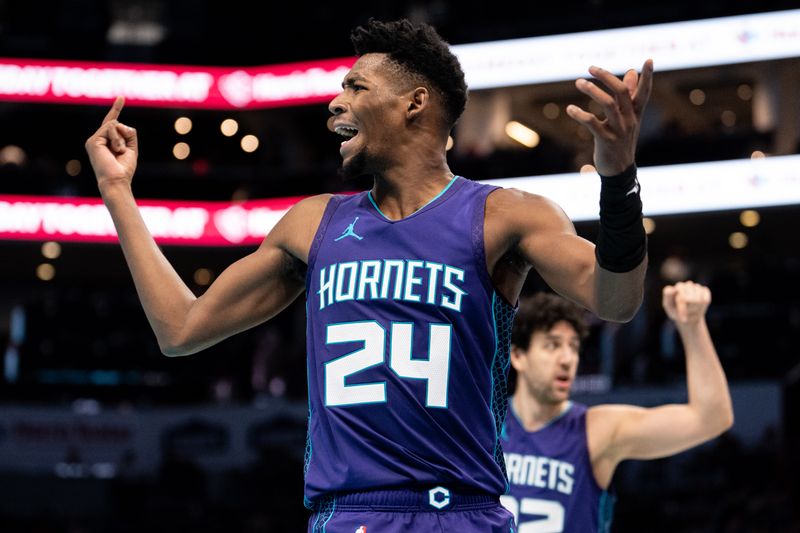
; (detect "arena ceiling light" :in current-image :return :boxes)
[505,121,540,148]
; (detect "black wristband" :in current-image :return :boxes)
[596,164,647,273]
[598,163,638,188]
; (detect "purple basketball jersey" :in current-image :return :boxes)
[501,402,615,533]
[303,177,516,506]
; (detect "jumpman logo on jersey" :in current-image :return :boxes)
[335,217,364,241]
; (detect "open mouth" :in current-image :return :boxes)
[334,125,360,156]
[335,126,359,140]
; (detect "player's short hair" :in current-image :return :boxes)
[512,293,590,351]
[350,18,468,130]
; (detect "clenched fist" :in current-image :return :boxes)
[662,281,711,327]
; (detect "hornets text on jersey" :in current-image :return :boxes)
[501,402,615,533]
[304,176,517,507]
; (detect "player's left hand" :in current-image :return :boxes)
[566,59,654,176]
[662,281,711,327]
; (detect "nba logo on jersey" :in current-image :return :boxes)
[355,526,367,533]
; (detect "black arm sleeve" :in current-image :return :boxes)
[595,164,647,273]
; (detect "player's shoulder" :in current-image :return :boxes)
[487,186,566,217]
[276,193,335,229]
[487,186,548,208]
[287,193,335,215]
[265,194,334,261]
[484,186,571,236]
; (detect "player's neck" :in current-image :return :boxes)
[370,160,455,220]
[512,392,570,432]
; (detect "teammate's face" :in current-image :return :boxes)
[512,321,580,405]
[327,54,410,179]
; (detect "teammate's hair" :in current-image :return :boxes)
[350,18,468,130]
[512,293,589,351]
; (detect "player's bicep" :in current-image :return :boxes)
[203,244,303,323]
[169,195,329,354]
[514,195,597,310]
[170,243,304,355]
[606,404,711,461]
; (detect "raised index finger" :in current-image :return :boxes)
[102,96,125,124]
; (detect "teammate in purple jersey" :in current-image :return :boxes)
[502,282,733,532]
[86,17,653,533]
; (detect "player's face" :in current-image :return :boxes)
[513,321,580,405]
[327,54,409,179]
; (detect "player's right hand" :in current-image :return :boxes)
[85,96,138,193]
[662,281,711,326]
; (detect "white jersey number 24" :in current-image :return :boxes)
[324,321,451,408]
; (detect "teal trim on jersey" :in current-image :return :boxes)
[509,400,574,433]
[322,496,336,532]
[367,176,460,221]
[366,192,384,217]
[311,495,336,532]
[597,490,616,533]
[303,301,314,491]
[545,401,573,428]
[489,292,516,495]
[426,175,459,205]
[311,505,321,531]
[303,405,313,475]
[488,292,503,491]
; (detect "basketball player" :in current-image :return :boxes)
[501,282,733,532]
[85,18,653,533]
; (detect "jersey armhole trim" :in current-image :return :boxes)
[306,195,343,290]
[472,184,500,294]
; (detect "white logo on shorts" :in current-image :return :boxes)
[428,486,451,509]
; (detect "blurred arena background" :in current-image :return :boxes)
[1,0,799,531]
